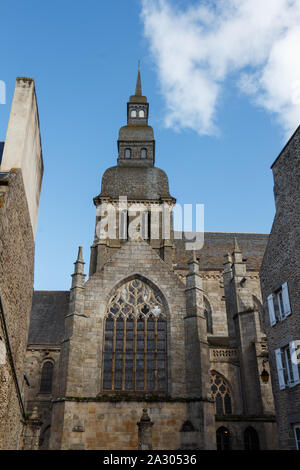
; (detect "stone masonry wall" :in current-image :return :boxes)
[0,169,35,449]
[24,346,61,449]
[260,126,300,449]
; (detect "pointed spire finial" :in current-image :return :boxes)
[77,246,83,262]
[135,61,142,96]
[233,237,241,253]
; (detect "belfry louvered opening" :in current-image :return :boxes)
[103,278,167,392]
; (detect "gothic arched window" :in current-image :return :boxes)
[216,426,231,450]
[211,371,232,415]
[204,297,213,334]
[141,148,147,159]
[139,109,145,118]
[244,427,260,450]
[40,361,54,394]
[103,279,167,392]
[131,110,137,117]
[125,148,131,159]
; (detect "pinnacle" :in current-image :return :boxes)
[76,246,84,263]
[135,63,142,96]
[233,237,241,253]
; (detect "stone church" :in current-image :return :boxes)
[24,70,278,450]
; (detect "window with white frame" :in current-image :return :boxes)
[275,342,300,390]
[294,424,300,450]
[267,282,291,326]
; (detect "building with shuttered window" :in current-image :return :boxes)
[260,125,300,450]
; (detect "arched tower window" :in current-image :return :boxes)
[216,426,231,450]
[40,361,54,394]
[131,110,137,117]
[141,148,147,159]
[244,427,260,450]
[211,371,232,415]
[139,109,145,118]
[204,297,213,334]
[125,148,131,159]
[103,278,167,392]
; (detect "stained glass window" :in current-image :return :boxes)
[103,279,167,392]
[211,371,232,415]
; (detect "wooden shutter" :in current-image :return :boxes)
[289,341,300,385]
[282,282,291,317]
[275,348,285,390]
[267,294,276,326]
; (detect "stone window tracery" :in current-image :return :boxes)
[103,279,167,392]
[210,371,232,415]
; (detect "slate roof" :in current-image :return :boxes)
[28,291,69,345]
[173,231,269,271]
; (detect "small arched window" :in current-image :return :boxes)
[40,361,54,393]
[139,109,145,118]
[216,427,231,450]
[204,297,213,334]
[211,371,232,415]
[244,427,260,450]
[141,148,147,159]
[131,110,137,117]
[125,148,131,159]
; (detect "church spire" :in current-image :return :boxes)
[129,64,147,104]
[135,62,142,97]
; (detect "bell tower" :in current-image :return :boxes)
[90,67,175,275]
[117,66,155,167]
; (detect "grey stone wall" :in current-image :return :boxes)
[260,125,300,449]
[0,169,35,449]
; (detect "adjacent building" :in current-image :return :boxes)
[0,77,43,449]
[260,125,300,450]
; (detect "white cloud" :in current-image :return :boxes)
[141,0,300,137]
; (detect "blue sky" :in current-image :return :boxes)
[0,0,299,290]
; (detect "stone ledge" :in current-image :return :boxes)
[216,414,276,422]
[53,394,214,404]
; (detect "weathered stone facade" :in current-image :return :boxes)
[0,77,43,449]
[24,71,278,450]
[260,125,300,449]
